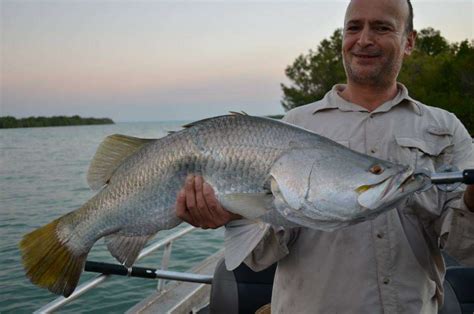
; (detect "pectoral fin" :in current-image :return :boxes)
[224,220,270,270]
[220,193,273,219]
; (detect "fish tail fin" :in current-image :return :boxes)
[19,218,87,297]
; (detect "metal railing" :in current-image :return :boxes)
[34,225,196,314]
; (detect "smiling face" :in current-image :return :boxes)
[342,0,416,88]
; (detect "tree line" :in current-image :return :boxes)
[0,115,114,129]
[281,28,474,134]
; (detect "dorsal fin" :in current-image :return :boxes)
[182,113,249,129]
[229,111,248,116]
[87,134,155,190]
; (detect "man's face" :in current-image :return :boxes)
[342,0,415,88]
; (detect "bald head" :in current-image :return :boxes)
[345,0,414,35]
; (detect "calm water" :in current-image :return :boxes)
[0,122,224,313]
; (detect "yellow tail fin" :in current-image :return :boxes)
[19,219,87,297]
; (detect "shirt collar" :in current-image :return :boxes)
[312,83,422,115]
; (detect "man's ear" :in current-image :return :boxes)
[404,30,417,56]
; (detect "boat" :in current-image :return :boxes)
[33,225,474,314]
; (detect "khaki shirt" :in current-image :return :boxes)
[226,84,474,314]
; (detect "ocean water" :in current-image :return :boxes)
[0,122,224,313]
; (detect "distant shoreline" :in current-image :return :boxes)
[0,115,114,129]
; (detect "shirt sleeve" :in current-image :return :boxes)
[438,196,474,265]
[243,225,299,271]
[435,115,474,266]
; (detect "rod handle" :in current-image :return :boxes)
[85,261,157,279]
[463,169,474,185]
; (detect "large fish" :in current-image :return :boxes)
[19,113,427,297]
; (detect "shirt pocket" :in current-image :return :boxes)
[393,128,453,171]
[393,129,453,216]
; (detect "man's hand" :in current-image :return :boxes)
[464,185,474,212]
[176,175,242,229]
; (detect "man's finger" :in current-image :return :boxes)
[175,188,194,225]
[203,182,221,212]
[185,175,207,227]
[202,182,229,225]
[184,175,197,210]
[194,176,212,221]
[184,175,201,224]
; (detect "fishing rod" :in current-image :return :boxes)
[416,168,474,191]
[430,169,474,185]
[84,261,213,284]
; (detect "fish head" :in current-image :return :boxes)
[354,163,428,214]
[270,148,428,231]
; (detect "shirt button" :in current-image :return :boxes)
[376,232,384,239]
[383,277,390,284]
[370,148,377,154]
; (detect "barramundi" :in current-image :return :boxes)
[19,113,427,297]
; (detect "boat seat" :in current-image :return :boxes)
[209,259,276,314]
[439,266,474,314]
[439,275,462,314]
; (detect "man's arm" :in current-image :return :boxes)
[434,116,474,266]
[175,175,241,229]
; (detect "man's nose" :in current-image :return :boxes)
[357,26,374,47]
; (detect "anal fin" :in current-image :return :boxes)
[104,234,151,267]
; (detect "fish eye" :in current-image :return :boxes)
[369,164,384,175]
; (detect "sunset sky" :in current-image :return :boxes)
[1,0,473,122]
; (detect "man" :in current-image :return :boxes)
[176,0,474,312]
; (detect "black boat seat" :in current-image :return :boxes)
[439,266,474,314]
[209,259,276,314]
[209,258,473,314]
[439,277,462,314]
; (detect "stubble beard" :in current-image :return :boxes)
[343,53,401,89]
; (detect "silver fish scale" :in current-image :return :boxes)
[60,115,306,246]
[188,116,297,195]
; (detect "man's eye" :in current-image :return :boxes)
[376,26,391,32]
[346,26,360,32]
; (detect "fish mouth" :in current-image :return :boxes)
[356,167,426,210]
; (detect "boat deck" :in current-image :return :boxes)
[127,249,223,314]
